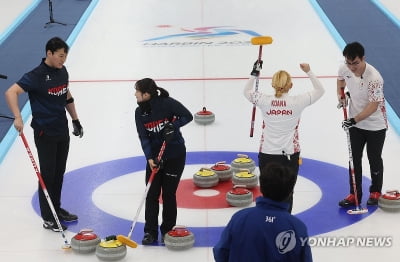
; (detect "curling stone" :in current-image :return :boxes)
[193,168,219,188]
[378,190,400,212]
[71,229,101,253]
[210,161,233,181]
[95,235,127,261]
[194,107,215,125]
[164,226,195,250]
[232,169,258,189]
[226,185,253,207]
[230,154,256,173]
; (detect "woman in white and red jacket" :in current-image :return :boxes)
[134,78,193,245]
[244,62,324,213]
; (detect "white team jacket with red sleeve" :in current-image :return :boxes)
[244,71,324,155]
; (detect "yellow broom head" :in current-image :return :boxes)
[251,36,273,45]
[62,243,72,250]
[116,235,138,248]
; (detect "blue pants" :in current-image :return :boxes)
[144,154,185,238]
[34,130,70,221]
[348,127,386,200]
[258,151,300,213]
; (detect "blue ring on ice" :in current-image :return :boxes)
[32,151,376,247]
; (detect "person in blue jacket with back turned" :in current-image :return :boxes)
[134,78,193,245]
[213,162,312,262]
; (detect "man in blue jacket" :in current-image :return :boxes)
[213,163,312,262]
[5,37,83,232]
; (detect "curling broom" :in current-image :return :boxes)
[249,36,273,137]
[20,132,72,249]
[117,141,167,248]
[340,87,368,215]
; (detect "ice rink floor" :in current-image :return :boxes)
[1,0,400,261]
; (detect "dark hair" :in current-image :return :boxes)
[259,163,296,202]
[342,42,364,61]
[135,78,169,98]
[46,37,69,54]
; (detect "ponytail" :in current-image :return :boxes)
[135,78,169,98]
[157,87,169,98]
[271,70,292,98]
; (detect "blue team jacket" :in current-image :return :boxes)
[213,197,313,262]
[135,95,193,160]
[17,59,69,136]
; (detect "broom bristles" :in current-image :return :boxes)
[116,235,138,248]
[251,36,273,45]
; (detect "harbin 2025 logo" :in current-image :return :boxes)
[142,25,261,47]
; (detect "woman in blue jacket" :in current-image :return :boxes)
[134,78,193,245]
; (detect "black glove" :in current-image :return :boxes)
[342,118,356,129]
[162,122,175,143]
[72,119,84,138]
[153,158,164,169]
[251,60,263,77]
